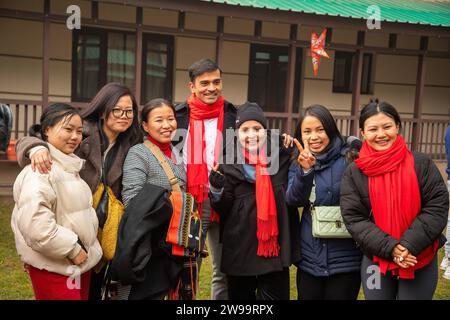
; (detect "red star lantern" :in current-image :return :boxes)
[311,29,329,76]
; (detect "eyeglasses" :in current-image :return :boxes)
[112,107,134,119]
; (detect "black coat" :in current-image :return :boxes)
[111,183,183,300]
[173,100,237,153]
[210,133,301,276]
[340,151,448,261]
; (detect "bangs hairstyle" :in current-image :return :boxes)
[80,82,142,146]
[29,103,81,141]
[359,98,402,131]
[294,104,343,149]
[188,58,222,82]
[141,98,175,132]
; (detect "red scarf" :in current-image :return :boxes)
[355,135,438,279]
[243,146,280,257]
[147,134,172,159]
[186,94,224,221]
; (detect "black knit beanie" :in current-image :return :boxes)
[235,102,267,129]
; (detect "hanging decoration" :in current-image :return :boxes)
[311,29,329,76]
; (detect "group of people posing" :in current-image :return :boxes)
[10,58,449,300]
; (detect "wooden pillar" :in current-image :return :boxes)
[285,24,297,134]
[411,53,427,152]
[135,7,143,106]
[254,20,262,38]
[42,0,50,109]
[350,49,363,136]
[92,1,98,21]
[216,16,224,66]
[178,11,185,31]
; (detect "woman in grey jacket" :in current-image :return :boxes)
[120,98,190,300]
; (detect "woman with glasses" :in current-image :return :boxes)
[15,82,142,299]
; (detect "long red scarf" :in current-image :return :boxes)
[147,134,172,159]
[243,146,280,257]
[355,135,438,279]
[187,94,224,221]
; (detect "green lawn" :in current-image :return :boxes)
[1,202,449,300]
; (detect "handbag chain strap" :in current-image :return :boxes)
[143,140,182,193]
[309,176,316,209]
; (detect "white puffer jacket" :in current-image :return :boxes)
[11,144,102,276]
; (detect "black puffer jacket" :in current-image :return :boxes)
[210,133,301,276]
[340,151,448,260]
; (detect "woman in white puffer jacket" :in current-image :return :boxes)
[11,103,102,300]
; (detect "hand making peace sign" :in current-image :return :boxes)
[294,138,316,171]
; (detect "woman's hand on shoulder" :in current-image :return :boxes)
[31,149,53,174]
[281,133,294,149]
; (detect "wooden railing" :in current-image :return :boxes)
[2,100,449,160]
[2,99,44,141]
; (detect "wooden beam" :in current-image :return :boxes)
[135,7,143,106]
[298,43,307,118]
[420,36,429,51]
[255,20,262,38]
[389,33,397,49]
[411,54,427,151]
[42,0,50,109]
[325,27,333,46]
[357,30,365,46]
[1,8,449,58]
[350,49,363,136]
[91,1,98,21]
[178,11,185,31]
[216,16,224,65]
[285,24,298,134]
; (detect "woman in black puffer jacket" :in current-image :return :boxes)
[340,100,448,300]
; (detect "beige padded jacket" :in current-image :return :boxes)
[11,144,102,276]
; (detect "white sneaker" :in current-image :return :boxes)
[443,266,450,280]
[440,256,449,271]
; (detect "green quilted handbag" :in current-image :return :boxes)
[311,205,351,238]
[308,177,351,239]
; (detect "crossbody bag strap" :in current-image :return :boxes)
[309,175,316,207]
[143,140,182,193]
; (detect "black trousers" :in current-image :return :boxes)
[88,264,108,300]
[227,268,290,300]
[297,268,361,300]
[360,255,438,300]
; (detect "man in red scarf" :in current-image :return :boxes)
[172,59,237,300]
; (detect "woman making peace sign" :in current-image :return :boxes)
[285,104,362,300]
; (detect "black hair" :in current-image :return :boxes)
[141,98,175,131]
[188,58,222,82]
[29,103,81,141]
[294,104,343,152]
[359,98,402,131]
[80,82,141,146]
